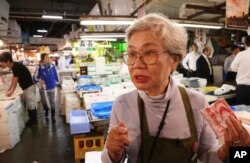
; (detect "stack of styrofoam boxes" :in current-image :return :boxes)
[83,92,115,111]
[0,101,20,152]
[60,92,72,116]
[101,81,136,97]
[61,76,77,92]
[13,96,26,135]
[65,93,81,123]
[60,76,77,116]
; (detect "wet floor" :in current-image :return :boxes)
[0,88,75,163]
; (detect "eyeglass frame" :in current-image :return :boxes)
[123,50,180,66]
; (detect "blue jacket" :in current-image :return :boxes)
[33,63,59,90]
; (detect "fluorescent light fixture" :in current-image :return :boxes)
[42,15,63,19]
[37,29,48,33]
[178,23,222,29]
[81,38,117,41]
[33,35,43,38]
[81,20,134,25]
[80,32,126,38]
[0,40,4,46]
[80,16,136,25]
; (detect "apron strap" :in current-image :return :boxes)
[178,86,198,141]
[137,93,171,163]
[137,95,145,162]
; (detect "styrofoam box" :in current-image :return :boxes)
[13,95,22,109]
[0,101,15,122]
[65,94,81,108]
[0,132,20,151]
[16,105,25,135]
[66,108,81,123]
[0,114,18,136]
[83,92,115,110]
[60,92,74,105]
[70,110,90,134]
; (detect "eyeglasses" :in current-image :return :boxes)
[123,50,171,65]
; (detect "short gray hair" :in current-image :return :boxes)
[126,13,187,60]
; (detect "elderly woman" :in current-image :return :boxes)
[101,13,250,163]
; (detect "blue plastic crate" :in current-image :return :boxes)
[70,110,90,135]
[77,84,102,91]
[90,101,113,119]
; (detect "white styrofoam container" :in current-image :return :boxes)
[0,132,20,151]
[0,121,14,136]
[0,110,19,136]
[66,108,81,123]
[70,110,90,134]
[83,92,115,110]
[0,101,15,122]
[65,94,81,110]
[13,95,22,110]
[16,105,25,135]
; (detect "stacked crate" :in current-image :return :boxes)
[64,93,81,123]
[0,97,24,152]
[73,134,104,162]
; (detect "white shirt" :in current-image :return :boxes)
[224,54,235,73]
[231,47,250,85]
[182,51,201,71]
[101,78,221,163]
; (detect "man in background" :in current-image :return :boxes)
[182,43,200,77]
[231,36,250,105]
[0,52,37,126]
[224,45,240,82]
[196,46,214,84]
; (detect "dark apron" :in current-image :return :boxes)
[136,86,198,163]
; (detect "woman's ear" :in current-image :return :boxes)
[171,55,180,72]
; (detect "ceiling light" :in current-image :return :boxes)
[172,19,223,29]
[37,29,48,33]
[178,23,222,29]
[80,16,136,25]
[80,32,126,38]
[81,38,117,41]
[42,15,63,19]
[33,35,43,38]
[0,40,4,47]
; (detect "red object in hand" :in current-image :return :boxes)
[201,98,237,138]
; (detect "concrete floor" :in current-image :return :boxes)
[0,88,75,163]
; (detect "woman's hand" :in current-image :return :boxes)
[106,122,130,162]
[218,115,250,160]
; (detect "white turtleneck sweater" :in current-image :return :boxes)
[101,78,222,163]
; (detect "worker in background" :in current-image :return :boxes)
[33,53,59,123]
[0,52,37,126]
[224,45,240,82]
[182,43,200,77]
[196,46,214,84]
[231,35,250,105]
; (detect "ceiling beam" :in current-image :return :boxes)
[209,15,225,22]
[186,3,225,18]
[10,8,86,17]
[186,4,225,14]
[131,0,152,16]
